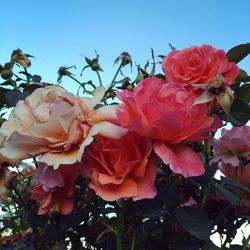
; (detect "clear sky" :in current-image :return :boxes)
[1,0,250,93]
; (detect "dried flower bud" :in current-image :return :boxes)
[11,48,32,68]
[114,52,132,67]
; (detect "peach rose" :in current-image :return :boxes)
[30,163,80,215]
[117,77,221,177]
[162,45,239,86]
[0,85,127,168]
[81,132,158,201]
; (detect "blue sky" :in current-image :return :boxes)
[1,0,250,93]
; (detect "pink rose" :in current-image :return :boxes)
[117,77,220,177]
[212,127,250,209]
[212,126,250,167]
[81,132,158,201]
[0,85,126,168]
[162,45,239,86]
[30,163,80,215]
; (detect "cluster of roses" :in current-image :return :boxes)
[1,44,248,216]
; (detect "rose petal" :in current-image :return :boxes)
[133,154,158,201]
[153,141,204,177]
[39,149,79,169]
[89,178,138,201]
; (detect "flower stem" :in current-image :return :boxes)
[116,211,123,250]
[24,67,30,85]
[67,74,83,87]
[103,62,123,101]
[67,74,94,96]
[96,70,103,86]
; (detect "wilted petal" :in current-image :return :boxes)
[216,92,232,116]
[194,91,214,105]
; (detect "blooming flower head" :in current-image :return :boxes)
[0,85,126,169]
[81,132,158,201]
[212,126,250,209]
[117,77,221,177]
[212,126,250,167]
[30,163,80,215]
[162,45,239,87]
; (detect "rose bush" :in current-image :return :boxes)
[0,44,249,250]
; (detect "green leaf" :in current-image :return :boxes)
[157,183,179,208]
[221,176,250,193]
[235,69,248,82]
[215,184,240,206]
[24,83,43,94]
[203,241,222,250]
[5,90,27,107]
[173,207,211,240]
[236,84,250,103]
[154,73,166,80]
[229,98,250,126]
[226,43,250,64]
[31,74,42,82]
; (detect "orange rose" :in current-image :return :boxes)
[81,132,158,201]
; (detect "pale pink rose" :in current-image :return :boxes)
[30,163,80,215]
[0,86,127,168]
[162,45,239,86]
[212,126,250,167]
[117,77,220,177]
[81,132,158,201]
[34,163,65,191]
[213,126,250,209]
